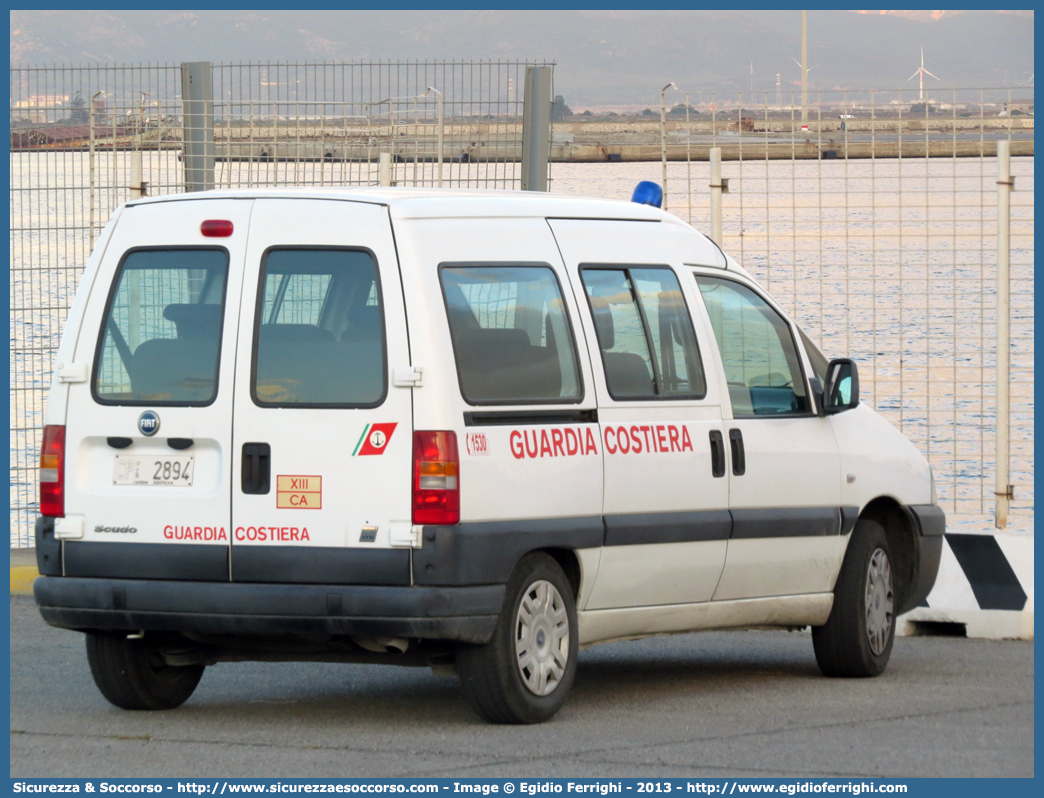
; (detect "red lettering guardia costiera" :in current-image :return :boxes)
[603,424,693,455]
[163,525,228,541]
[509,427,600,460]
[233,526,312,542]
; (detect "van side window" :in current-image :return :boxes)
[580,267,706,400]
[93,248,228,405]
[441,265,582,404]
[695,275,811,416]
[252,249,385,407]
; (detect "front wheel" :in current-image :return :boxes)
[457,553,578,723]
[86,632,204,710]
[812,518,896,678]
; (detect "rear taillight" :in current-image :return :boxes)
[40,424,66,518]
[412,431,459,525]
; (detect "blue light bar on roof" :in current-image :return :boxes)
[631,181,663,208]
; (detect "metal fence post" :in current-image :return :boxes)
[423,86,444,188]
[129,152,144,200]
[660,91,668,209]
[180,61,214,192]
[660,82,678,211]
[995,139,1013,528]
[436,91,444,188]
[521,66,551,191]
[88,91,101,249]
[378,152,393,186]
[685,92,692,224]
[709,146,723,246]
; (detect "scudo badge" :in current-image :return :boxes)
[138,410,160,437]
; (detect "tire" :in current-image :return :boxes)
[85,632,204,710]
[813,518,896,678]
[457,553,579,724]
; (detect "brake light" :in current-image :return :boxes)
[201,219,234,237]
[412,431,459,525]
[40,425,65,518]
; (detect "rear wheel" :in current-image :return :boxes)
[457,553,578,724]
[813,518,896,677]
[86,632,204,710]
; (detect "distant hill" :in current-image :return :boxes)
[9,10,1034,104]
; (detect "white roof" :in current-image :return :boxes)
[125,186,735,270]
[127,186,680,224]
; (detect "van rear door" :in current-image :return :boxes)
[61,199,253,580]
[229,199,413,585]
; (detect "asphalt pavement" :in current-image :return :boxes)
[10,596,1033,778]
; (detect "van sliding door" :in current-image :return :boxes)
[548,219,731,614]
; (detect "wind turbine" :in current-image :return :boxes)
[908,47,939,102]
[791,56,816,128]
[791,57,817,76]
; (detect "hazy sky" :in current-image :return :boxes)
[10,10,1034,103]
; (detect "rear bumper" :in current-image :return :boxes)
[34,576,504,644]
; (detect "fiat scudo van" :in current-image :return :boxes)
[34,187,943,723]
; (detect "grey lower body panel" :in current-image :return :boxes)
[231,545,410,585]
[603,510,732,546]
[34,503,945,640]
[34,576,504,644]
[899,504,946,613]
[901,534,943,614]
[413,515,604,585]
[730,506,842,539]
[908,504,946,537]
[64,540,229,581]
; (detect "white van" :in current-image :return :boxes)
[34,187,943,724]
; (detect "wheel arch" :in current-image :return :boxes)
[531,547,582,603]
[858,496,920,613]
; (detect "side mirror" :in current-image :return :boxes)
[824,358,859,413]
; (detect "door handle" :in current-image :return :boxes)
[241,443,271,494]
[709,430,726,478]
[728,428,745,476]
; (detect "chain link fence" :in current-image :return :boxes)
[9,72,1034,544]
[653,86,1034,532]
[10,60,553,547]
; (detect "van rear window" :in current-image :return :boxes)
[93,248,229,405]
[252,248,385,407]
[441,265,582,404]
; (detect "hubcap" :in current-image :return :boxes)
[865,547,894,656]
[515,579,570,696]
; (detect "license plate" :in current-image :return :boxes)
[113,455,194,486]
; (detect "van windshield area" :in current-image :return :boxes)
[252,249,385,407]
[94,249,228,405]
[441,265,582,404]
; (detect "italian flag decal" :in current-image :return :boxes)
[353,422,398,456]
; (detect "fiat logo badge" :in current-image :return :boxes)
[138,410,160,437]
